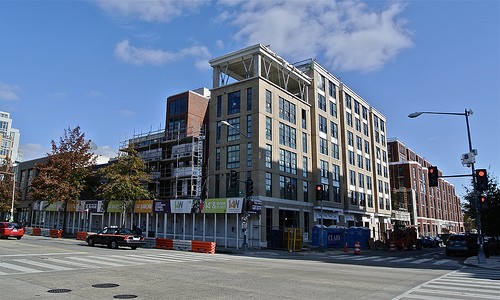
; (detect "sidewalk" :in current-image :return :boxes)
[464,255,500,270]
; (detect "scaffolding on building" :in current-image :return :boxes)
[120,125,205,200]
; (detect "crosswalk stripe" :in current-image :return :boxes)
[350,256,382,261]
[432,259,451,265]
[410,258,433,264]
[13,259,73,271]
[372,257,398,262]
[47,258,100,269]
[67,256,126,267]
[390,258,414,263]
[84,255,143,265]
[0,262,43,273]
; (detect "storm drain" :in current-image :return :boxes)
[47,289,72,293]
[113,295,138,299]
[92,283,120,288]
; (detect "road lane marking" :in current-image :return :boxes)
[67,256,126,267]
[0,262,43,273]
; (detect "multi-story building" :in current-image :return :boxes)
[0,111,20,162]
[388,139,464,235]
[208,44,391,247]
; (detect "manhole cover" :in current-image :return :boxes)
[113,295,138,299]
[47,289,72,293]
[92,283,120,288]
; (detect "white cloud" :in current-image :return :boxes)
[219,0,413,72]
[19,143,49,161]
[97,0,210,23]
[114,40,211,69]
[0,81,20,101]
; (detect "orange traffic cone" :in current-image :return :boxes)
[344,242,348,253]
[354,241,361,255]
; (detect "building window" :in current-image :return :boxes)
[215,174,220,198]
[363,123,369,136]
[265,144,272,169]
[355,118,361,132]
[247,115,252,138]
[364,140,370,154]
[349,170,356,186]
[302,132,307,153]
[279,123,296,149]
[359,173,365,188]
[357,154,363,168]
[362,106,368,120]
[331,143,339,159]
[359,192,366,207]
[331,121,338,139]
[303,181,309,202]
[301,109,307,129]
[379,197,384,209]
[215,147,221,171]
[266,90,272,113]
[226,145,240,169]
[320,160,329,180]
[266,172,272,197]
[330,101,337,117]
[168,98,187,115]
[365,158,371,171]
[216,95,222,118]
[279,149,297,175]
[319,137,328,155]
[345,94,352,109]
[227,118,241,142]
[318,94,326,111]
[279,97,296,124]
[332,164,340,183]
[354,100,360,115]
[356,136,362,150]
[280,176,297,200]
[216,121,221,144]
[348,150,355,165]
[329,82,336,98]
[350,190,357,206]
[266,117,272,140]
[303,156,308,177]
[227,91,241,115]
[346,112,353,127]
[347,131,354,146]
[367,194,373,208]
[332,186,341,203]
[247,142,252,168]
[318,115,327,133]
[318,74,325,90]
[247,87,252,111]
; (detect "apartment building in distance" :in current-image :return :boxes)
[208,44,391,247]
[0,111,20,162]
[388,139,464,236]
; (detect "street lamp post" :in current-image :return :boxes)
[409,109,486,264]
[221,120,250,251]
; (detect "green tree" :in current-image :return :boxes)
[30,126,96,233]
[0,158,19,220]
[462,171,500,237]
[98,143,152,226]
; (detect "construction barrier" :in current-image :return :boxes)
[191,241,216,254]
[389,242,396,252]
[49,229,63,238]
[76,232,88,241]
[173,239,192,251]
[354,241,361,255]
[155,238,174,250]
[144,237,156,248]
[32,227,41,236]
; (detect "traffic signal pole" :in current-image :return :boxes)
[409,109,486,264]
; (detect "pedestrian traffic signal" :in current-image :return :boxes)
[230,170,238,188]
[476,169,488,192]
[316,184,324,200]
[245,178,254,197]
[480,195,488,210]
[428,166,439,187]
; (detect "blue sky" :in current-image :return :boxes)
[0,0,498,196]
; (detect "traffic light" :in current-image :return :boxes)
[480,195,488,211]
[230,170,238,188]
[476,169,488,192]
[316,184,324,200]
[428,166,439,187]
[245,178,254,197]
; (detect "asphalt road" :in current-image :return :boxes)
[0,235,497,300]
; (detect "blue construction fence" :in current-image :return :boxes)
[311,226,370,249]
